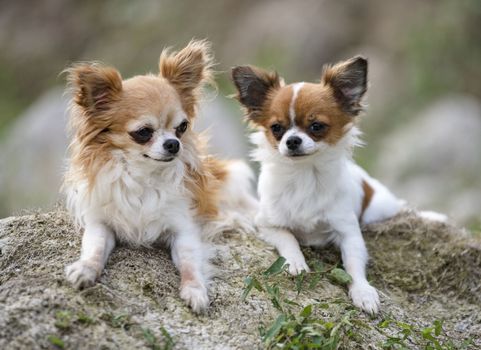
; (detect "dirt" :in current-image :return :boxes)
[0,209,479,349]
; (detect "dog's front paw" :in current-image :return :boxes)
[284,254,310,276]
[349,282,380,315]
[65,260,98,289]
[180,282,209,313]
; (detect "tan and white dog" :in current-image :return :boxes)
[232,57,445,314]
[63,40,256,313]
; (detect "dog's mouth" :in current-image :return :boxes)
[285,151,311,158]
[284,150,319,159]
[143,154,175,162]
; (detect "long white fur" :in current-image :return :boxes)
[252,108,405,314]
[65,124,257,313]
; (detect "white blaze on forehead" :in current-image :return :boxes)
[289,82,304,122]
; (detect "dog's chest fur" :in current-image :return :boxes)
[69,158,192,246]
[259,164,340,233]
[257,154,362,245]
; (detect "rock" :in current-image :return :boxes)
[0,88,69,216]
[0,210,479,349]
[372,95,481,225]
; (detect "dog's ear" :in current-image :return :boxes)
[159,39,214,117]
[321,56,367,116]
[231,65,281,122]
[66,63,123,116]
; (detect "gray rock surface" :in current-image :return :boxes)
[0,88,69,216]
[373,95,481,224]
[0,210,479,349]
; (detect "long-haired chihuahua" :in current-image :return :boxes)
[231,57,445,314]
[64,40,256,313]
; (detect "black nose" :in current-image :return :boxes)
[286,136,302,150]
[163,139,180,154]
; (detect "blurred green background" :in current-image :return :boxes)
[0,0,480,231]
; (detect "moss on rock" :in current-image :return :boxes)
[0,210,479,349]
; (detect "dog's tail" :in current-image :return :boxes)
[203,160,258,238]
[415,210,448,223]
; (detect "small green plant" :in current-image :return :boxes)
[260,304,358,349]
[143,328,161,350]
[100,312,133,330]
[327,268,353,286]
[243,257,352,308]
[76,311,95,325]
[377,318,472,350]
[243,257,359,349]
[47,334,65,349]
[160,327,175,350]
[243,257,473,349]
[54,310,72,330]
[54,309,96,332]
[142,327,175,350]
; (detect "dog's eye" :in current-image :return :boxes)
[309,122,328,135]
[270,123,285,139]
[129,127,154,144]
[175,120,189,137]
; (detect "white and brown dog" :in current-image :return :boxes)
[63,40,256,313]
[232,57,445,314]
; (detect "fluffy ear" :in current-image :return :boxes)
[231,65,280,121]
[65,63,123,116]
[322,56,367,116]
[159,39,214,117]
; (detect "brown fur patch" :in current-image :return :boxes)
[159,39,214,118]
[294,83,354,145]
[64,64,122,188]
[67,63,123,115]
[361,180,375,219]
[186,154,229,218]
[255,86,293,148]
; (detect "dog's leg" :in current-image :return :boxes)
[65,222,116,289]
[331,214,380,314]
[258,226,309,275]
[171,221,209,313]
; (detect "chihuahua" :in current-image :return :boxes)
[64,40,256,313]
[231,56,443,314]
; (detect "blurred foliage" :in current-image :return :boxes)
[0,0,480,221]
[0,58,27,136]
[1,0,480,132]
[356,0,481,168]
[407,0,481,99]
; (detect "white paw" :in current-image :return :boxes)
[284,255,310,276]
[65,260,98,289]
[180,283,209,313]
[349,282,380,315]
